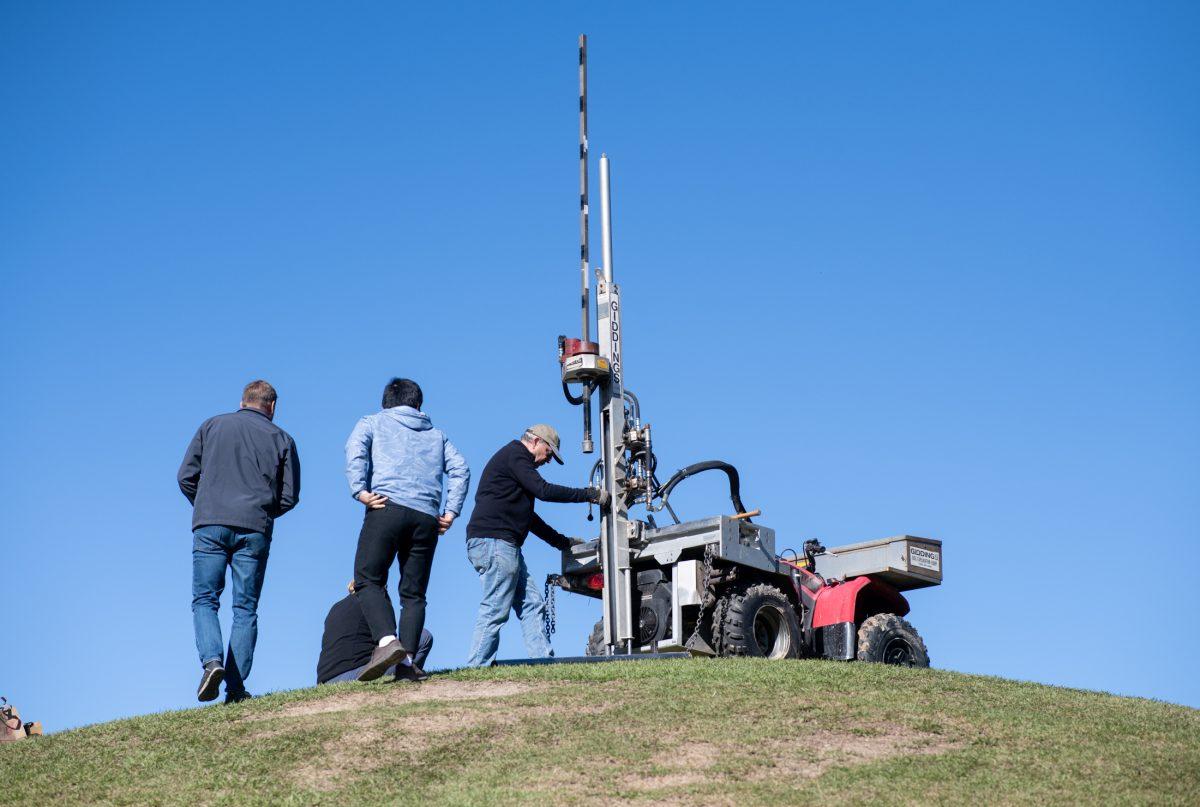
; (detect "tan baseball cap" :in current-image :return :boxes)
[525,423,564,464]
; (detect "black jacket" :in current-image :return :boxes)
[465,440,591,550]
[317,595,433,683]
[177,408,300,533]
[317,595,377,684]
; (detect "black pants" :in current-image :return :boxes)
[352,503,439,651]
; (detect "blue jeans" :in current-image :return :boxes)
[465,537,553,667]
[192,525,271,695]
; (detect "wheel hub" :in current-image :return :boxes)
[752,606,791,659]
[881,637,915,666]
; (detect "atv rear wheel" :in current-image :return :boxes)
[719,584,801,659]
[856,613,930,667]
[585,619,605,656]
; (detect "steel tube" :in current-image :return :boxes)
[600,154,614,284]
[582,383,594,454]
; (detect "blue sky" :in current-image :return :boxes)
[2,2,1196,732]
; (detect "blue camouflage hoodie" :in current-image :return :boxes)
[345,406,470,518]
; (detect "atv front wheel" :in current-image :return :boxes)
[856,613,930,667]
[719,584,801,659]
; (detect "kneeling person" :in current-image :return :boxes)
[318,589,434,684]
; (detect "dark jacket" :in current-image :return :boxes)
[465,440,591,550]
[177,408,300,533]
[316,595,433,683]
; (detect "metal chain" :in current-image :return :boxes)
[714,594,731,656]
[686,542,717,651]
[543,577,557,640]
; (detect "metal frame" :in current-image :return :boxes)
[594,154,634,654]
[564,515,781,654]
[564,517,777,577]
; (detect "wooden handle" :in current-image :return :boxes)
[731,509,761,520]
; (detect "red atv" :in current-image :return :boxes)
[560,514,941,666]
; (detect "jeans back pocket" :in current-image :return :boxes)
[466,537,492,574]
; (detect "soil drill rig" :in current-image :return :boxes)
[546,36,942,666]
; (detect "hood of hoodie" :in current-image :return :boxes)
[381,406,433,431]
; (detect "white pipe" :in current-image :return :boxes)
[600,154,614,284]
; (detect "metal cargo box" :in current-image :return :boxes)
[640,516,777,573]
[813,535,942,591]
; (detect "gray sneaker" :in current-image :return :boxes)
[357,639,407,682]
[197,660,224,702]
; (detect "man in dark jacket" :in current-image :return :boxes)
[177,380,300,703]
[464,424,606,666]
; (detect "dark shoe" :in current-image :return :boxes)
[394,662,430,683]
[357,638,407,682]
[197,660,224,702]
[224,689,252,705]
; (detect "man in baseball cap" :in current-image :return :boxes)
[524,424,564,464]
[463,425,608,666]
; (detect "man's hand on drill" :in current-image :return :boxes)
[356,491,389,510]
[589,486,611,508]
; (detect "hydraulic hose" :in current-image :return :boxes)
[623,389,641,424]
[650,473,681,524]
[657,460,751,522]
[562,381,586,406]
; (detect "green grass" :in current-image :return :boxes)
[4,659,1198,805]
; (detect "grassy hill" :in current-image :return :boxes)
[5,659,1198,805]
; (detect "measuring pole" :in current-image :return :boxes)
[595,153,633,654]
[577,35,596,455]
[578,34,590,341]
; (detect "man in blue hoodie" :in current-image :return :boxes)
[345,377,470,681]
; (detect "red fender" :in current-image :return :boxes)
[811,576,909,629]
